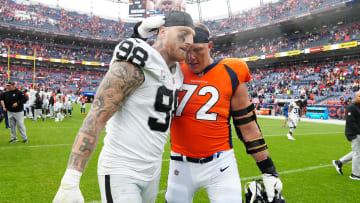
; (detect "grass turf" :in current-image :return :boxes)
[0,104,357,202]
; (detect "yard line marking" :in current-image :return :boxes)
[241,164,332,181]
[0,144,72,149]
[230,131,343,139]
[88,164,333,202]
[30,126,76,129]
[263,131,343,137]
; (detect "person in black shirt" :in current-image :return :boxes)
[33,92,45,121]
[0,88,4,124]
[333,90,360,180]
[0,82,28,143]
[0,87,10,129]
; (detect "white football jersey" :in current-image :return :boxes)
[65,94,72,103]
[42,91,49,103]
[56,93,64,104]
[289,102,300,118]
[98,38,184,181]
[28,89,36,106]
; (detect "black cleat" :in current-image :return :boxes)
[350,174,360,180]
[332,160,343,175]
[22,139,28,143]
[8,138,18,143]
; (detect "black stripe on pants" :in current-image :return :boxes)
[105,175,113,203]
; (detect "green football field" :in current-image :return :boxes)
[0,104,358,203]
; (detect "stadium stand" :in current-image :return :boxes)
[0,0,359,107]
[0,0,134,40]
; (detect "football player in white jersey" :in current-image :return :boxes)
[286,99,302,140]
[53,11,195,203]
[64,92,73,117]
[54,89,64,122]
[28,89,36,119]
[42,88,50,116]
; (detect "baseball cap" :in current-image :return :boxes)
[164,11,194,30]
[6,81,15,86]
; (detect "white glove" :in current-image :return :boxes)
[263,173,283,202]
[137,15,165,38]
[53,169,84,203]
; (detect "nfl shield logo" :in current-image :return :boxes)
[174,170,179,176]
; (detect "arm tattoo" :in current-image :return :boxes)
[67,61,145,172]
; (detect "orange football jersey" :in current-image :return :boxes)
[170,58,251,158]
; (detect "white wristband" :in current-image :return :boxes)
[61,169,82,186]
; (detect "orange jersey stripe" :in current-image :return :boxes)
[170,58,251,158]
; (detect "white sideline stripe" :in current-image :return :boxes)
[31,126,76,129]
[240,164,332,181]
[230,131,343,139]
[263,131,343,137]
[0,144,72,149]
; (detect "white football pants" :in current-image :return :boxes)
[98,173,160,203]
[165,149,242,203]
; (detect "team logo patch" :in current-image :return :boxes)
[174,170,179,176]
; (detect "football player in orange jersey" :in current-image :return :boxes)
[165,23,283,203]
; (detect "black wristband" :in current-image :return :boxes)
[131,22,148,41]
[256,156,279,177]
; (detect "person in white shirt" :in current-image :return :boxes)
[28,89,36,119]
[42,88,50,117]
[64,92,73,117]
[286,99,302,140]
[53,11,195,203]
[54,90,64,122]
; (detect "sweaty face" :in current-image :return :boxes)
[165,26,194,62]
[185,43,211,74]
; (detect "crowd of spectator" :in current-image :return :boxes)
[204,0,346,35]
[248,60,360,104]
[0,0,134,40]
[212,20,360,59]
[0,59,358,106]
[0,37,113,61]
[1,18,359,63]
[0,0,349,41]
[0,0,359,107]
[0,65,105,92]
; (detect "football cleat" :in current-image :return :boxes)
[286,133,296,140]
[349,174,360,180]
[8,138,18,143]
[332,160,343,175]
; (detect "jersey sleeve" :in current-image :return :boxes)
[222,58,251,83]
[111,38,150,68]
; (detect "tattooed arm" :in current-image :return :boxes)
[53,61,144,203]
[68,60,145,172]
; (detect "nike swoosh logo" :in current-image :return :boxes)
[220,166,230,172]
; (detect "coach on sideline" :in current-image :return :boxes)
[333,90,360,180]
[0,81,28,143]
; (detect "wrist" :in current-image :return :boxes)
[61,169,82,186]
[256,156,279,177]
